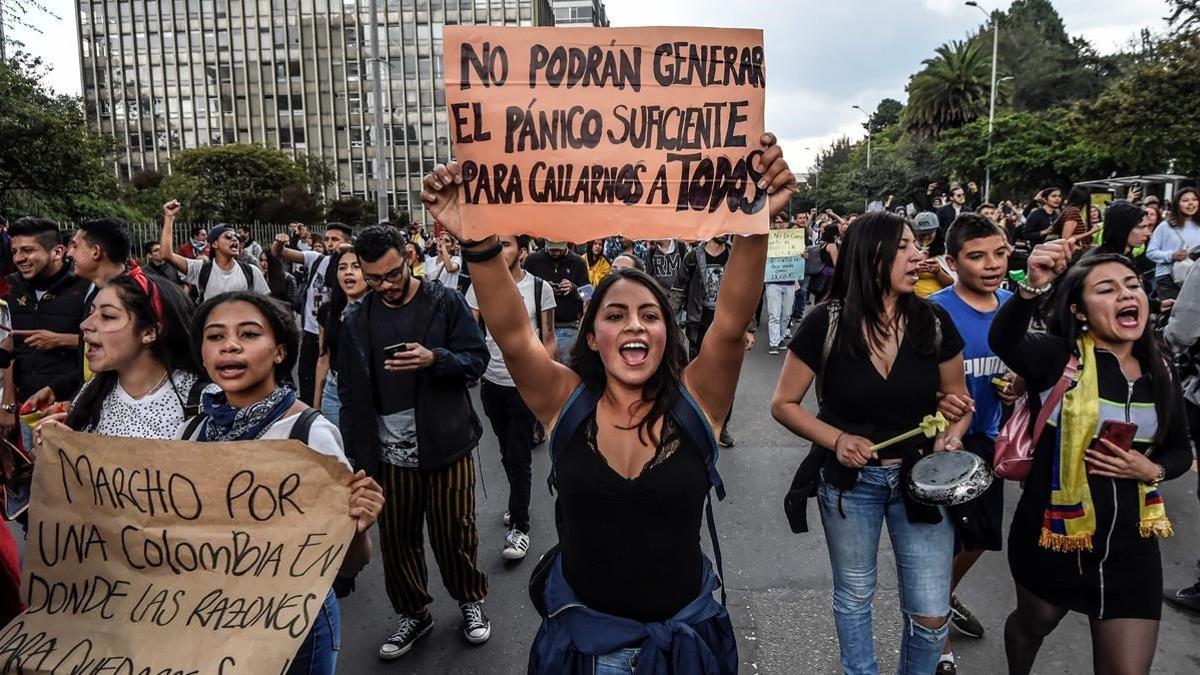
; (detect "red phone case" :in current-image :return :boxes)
[1095,420,1137,452]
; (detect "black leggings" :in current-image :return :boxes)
[1004,582,1159,675]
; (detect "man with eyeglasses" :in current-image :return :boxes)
[935,184,974,254]
[336,224,492,660]
[272,221,354,405]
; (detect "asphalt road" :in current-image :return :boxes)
[334,334,1200,675]
[5,329,1196,673]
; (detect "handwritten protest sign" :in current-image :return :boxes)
[0,425,355,674]
[764,229,807,282]
[444,26,768,242]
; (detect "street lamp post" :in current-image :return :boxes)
[852,105,873,170]
[368,0,389,223]
[967,1,999,202]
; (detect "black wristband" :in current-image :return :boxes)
[462,238,502,263]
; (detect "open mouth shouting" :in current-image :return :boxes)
[618,340,649,367]
[1115,304,1141,330]
[213,359,249,382]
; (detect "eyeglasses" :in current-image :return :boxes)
[363,263,407,287]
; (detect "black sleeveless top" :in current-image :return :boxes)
[555,413,710,622]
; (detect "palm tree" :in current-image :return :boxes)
[903,39,993,137]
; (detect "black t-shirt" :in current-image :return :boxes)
[369,292,433,415]
[1019,208,1055,246]
[788,302,964,457]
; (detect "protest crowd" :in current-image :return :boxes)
[0,18,1198,670]
[0,147,1196,674]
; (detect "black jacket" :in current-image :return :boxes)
[336,280,489,476]
[5,267,89,401]
[524,250,589,325]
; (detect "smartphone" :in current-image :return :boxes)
[1094,420,1138,453]
[578,284,594,302]
[384,342,409,357]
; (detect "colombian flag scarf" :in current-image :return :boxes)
[1040,335,1174,552]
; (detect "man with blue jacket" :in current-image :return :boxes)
[337,225,491,661]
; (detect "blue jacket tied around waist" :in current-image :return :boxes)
[529,555,737,674]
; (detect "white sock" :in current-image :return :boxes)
[939,652,955,664]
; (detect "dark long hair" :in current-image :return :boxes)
[321,251,349,361]
[826,212,938,359]
[1042,254,1177,446]
[569,267,687,447]
[1052,185,1092,236]
[67,274,201,431]
[1168,187,1198,228]
[191,292,300,385]
[260,250,293,301]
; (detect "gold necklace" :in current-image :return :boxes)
[126,370,170,400]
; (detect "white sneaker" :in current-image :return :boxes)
[460,601,491,645]
[502,528,530,560]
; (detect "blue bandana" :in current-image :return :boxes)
[199,387,297,442]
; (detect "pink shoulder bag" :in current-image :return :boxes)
[993,355,1079,481]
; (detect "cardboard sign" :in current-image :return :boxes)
[764,229,807,282]
[444,26,768,242]
[0,425,355,674]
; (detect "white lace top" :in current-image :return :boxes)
[82,371,209,440]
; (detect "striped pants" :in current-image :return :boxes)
[378,455,488,614]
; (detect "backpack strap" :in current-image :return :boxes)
[181,413,207,441]
[238,261,255,291]
[533,276,544,341]
[198,260,214,301]
[816,301,841,406]
[288,407,322,443]
[183,379,207,419]
[546,384,599,494]
[673,388,728,606]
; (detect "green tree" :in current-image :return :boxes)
[1079,33,1200,177]
[903,40,993,137]
[162,144,314,223]
[933,109,1114,201]
[986,0,1113,111]
[871,98,904,131]
[300,154,338,201]
[0,53,123,219]
[325,197,373,227]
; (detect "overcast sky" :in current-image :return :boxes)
[10,0,1174,170]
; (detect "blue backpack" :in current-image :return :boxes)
[529,383,729,615]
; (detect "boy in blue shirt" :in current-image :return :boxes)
[929,213,1019,675]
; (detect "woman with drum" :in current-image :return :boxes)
[771,211,972,675]
[991,243,1192,674]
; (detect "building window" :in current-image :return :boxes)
[277,93,304,112]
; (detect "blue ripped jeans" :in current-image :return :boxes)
[287,590,340,675]
[818,465,953,675]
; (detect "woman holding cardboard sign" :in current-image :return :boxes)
[184,292,385,675]
[421,132,794,674]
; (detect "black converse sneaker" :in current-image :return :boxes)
[460,601,492,645]
[950,594,984,638]
[503,528,530,560]
[378,611,434,660]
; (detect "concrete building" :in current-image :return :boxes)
[551,0,608,27]
[76,0,553,220]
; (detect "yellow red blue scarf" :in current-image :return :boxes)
[1040,335,1173,551]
